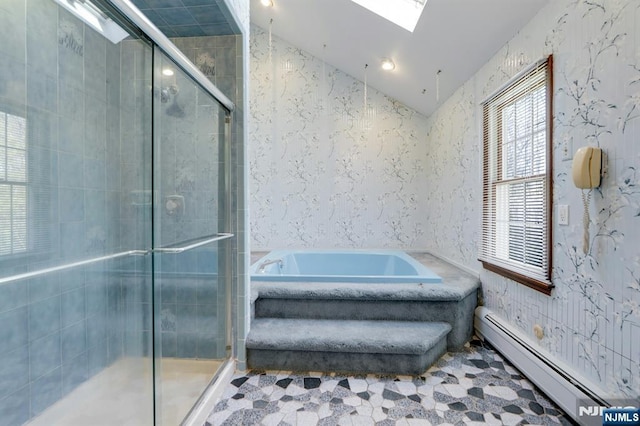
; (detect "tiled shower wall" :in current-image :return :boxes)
[423,0,640,398]
[166,35,240,360]
[172,20,251,367]
[248,25,430,250]
[0,1,151,423]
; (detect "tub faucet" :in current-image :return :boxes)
[258,258,283,273]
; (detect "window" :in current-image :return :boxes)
[0,111,28,256]
[480,56,553,295]
[349,0,427,32]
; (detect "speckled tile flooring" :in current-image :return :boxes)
[206,339,575,425]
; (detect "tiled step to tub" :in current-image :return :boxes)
[246,318,451,375]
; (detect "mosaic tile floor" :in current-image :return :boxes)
[207,340,575,425]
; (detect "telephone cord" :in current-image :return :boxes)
[581,189,592,255]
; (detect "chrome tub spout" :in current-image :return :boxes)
[258,258,283,273]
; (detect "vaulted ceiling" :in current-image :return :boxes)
[250,0,549,117]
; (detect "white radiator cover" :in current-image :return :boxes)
[474,307,611,422]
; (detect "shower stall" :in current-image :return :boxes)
[0,0,241,424]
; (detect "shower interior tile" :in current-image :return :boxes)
[86,315,107,353]
[0,281,28,313]
[88,340,108,375]
[172,25,207,37]
[197,335,217,359]
[27,68,57,113]
[177,333,199,358]
[196,278,218,302]
[143,0,179,9]
[59,269,85,293]
[59,188,84,222]
[27,107,57,149]
[60,222,86,259]
[29,331,62,382]
[0,0,26,62]
[189,5,228,25]
[57,152,83,188]
[61,287,86,328]
[61,352,89,396]
[61,320,87,363]
[28,274,60,303]
[181,0,215,7]
[196,304,217,333]
[215,35,237,48]
[0,384,29,426]
[176,304,198,332]
[58,116,84,154]
[28,297,59,342]
[30,367,62,417]
[84,159,106,189]
[0,56,26,103]
[0,344,29,400]
[155,7,198,26]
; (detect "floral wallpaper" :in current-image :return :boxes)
[249,25,430,250]
[248,0,639,399]
[423,0,640,398]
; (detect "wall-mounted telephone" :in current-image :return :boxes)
[572,146,604,255]
[572,147,602,189]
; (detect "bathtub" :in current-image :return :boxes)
[250,250,442,283]
[250,251,480,351]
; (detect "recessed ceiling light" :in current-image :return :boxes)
[162,68,174,76]
[260,0,273,7]
[381,59,395,71]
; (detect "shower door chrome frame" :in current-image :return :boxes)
[95,0,238,424]
[107,0,235,113]
[147,45,236,426]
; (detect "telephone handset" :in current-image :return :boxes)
[572,146,603,254]
[572,147,602,189]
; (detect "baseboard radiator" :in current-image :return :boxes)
[475,307,612,422]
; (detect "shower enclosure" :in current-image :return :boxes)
[0,0,238,424]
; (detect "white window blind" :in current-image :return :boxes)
[480,56,553,294]
[0,111,28,256]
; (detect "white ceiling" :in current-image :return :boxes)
[250,0,549,117]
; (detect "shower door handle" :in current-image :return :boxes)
[153,233,234,254]
[0,249,150,285]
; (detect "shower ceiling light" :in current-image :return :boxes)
[53,0,129,44]
[162,68,174,76]
[260,0,274,7]
[381,59,395,71]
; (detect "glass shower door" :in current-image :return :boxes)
[152,47,232,425]
[0,0,155,424]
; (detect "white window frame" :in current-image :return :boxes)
[480,56,554,295]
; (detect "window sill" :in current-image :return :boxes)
[481,261,554,295]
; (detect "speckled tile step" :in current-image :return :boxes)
[246,318,451,374]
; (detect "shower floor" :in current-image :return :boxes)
[27,357,223,426]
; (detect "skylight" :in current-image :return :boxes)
[350,0,427,32]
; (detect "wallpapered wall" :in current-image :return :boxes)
[249,25,430,249]
[424,0,640,397]
[248,0,639,397]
